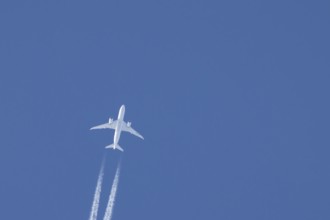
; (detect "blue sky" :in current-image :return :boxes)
[0,0,329,219]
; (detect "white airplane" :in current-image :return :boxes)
[90,105,144,152]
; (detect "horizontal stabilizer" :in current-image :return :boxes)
[105,144,124,152]
[116,145,124,152]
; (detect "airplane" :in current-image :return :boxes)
[90,105,144,152]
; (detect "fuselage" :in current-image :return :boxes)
[113,105,125,146]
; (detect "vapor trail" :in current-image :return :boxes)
[88,158,106,220]
[103,161,121,220]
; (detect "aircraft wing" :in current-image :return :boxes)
[122,123,144,140]
[90,120,117,130]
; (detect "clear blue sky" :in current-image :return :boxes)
[1,0,329,219]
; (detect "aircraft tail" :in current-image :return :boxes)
[105,144,124,152]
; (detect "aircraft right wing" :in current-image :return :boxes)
[121,122,144,140]
[90,120,117,130]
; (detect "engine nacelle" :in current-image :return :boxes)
[109,118,113,123]
[127,122,132,127]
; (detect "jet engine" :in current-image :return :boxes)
[109,118,113,123]
[127,122,132,127]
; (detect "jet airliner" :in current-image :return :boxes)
[90,105,144,152]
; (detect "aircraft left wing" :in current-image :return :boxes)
[90,121,117,130]
[122,122,144,140]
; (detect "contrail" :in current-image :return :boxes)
[103,161,121,220]
[88,158,106,220]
